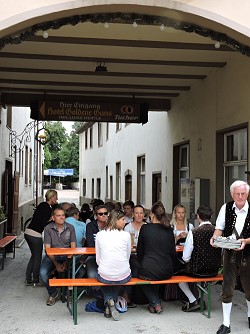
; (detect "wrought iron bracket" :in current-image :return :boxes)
[9,120,43,157]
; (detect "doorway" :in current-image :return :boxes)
[152,173,162,204]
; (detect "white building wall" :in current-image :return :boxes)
[79,52,250,214]
[79,112,169,210]
[12,108,33,204]
[0,106,43,234]
[167,52,250,212]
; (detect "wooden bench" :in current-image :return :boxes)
[0,235,17,270]
[49,274,223,325]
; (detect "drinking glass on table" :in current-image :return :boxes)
[130,232,136,248]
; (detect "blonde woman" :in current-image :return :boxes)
[170,204,194,245]
[24,189,58,286]
[95,210,131,321]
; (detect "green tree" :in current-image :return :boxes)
[44,121,82,186]
[59,131,79,180]
[44,121,68,170]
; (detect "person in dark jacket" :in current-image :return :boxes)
[178,205,222,312]
[24,189,58,286]
[85,205,108,278]
[137,201,176,314]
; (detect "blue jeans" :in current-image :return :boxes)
[86,256,98,278]
[97,273,132,304]
[40,255,68,297]
[141,284,161,307]
[24,234,43,282]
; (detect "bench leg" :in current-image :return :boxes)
[197,282,211,318]
[0,249,4,270]
[73,286,78,325]
[12,240,16,259]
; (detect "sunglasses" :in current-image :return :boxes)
[97,212,108,216]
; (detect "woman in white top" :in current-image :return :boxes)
[170,204,194,245]
[124,205,146,247]
[96,209,131,321]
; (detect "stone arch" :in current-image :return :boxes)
[1,1,250,55]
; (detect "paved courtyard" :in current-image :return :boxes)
[0,190,249,334]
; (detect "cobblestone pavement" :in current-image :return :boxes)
[0,190,249,334]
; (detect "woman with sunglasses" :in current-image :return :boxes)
[136,202,176,314]
[95,209,131,321]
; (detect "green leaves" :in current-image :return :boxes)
[44,121,79,183]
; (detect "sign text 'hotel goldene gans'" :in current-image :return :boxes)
[30,100,148,124]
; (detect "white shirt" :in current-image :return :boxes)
[182,222,212,262]
[95,229,131,281]
[172,223,194,238]
[216,201,248,237]
[124,222,146,246]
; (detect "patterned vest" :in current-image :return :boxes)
[187,224,222,275]
[224,201,250,257]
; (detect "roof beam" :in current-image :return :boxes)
[0,52,227,68]
[0,67,206,80]
[29,36,234,52]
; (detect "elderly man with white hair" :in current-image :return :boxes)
[211,180,250,334]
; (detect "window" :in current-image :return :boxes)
[152,173,162,204]
[137,155,145,205]
[19,149,22,175]
[116,162,121,200]
[106,123,109,141]
[179,145,189,179]
[91,178,94,198]
[29,148,32,185]
[89,127,93,148]
[83,178,86,196]
[97,178,101,199]
[98,123,103,147]
[224,128,247,202]
[125,172,132,201]
[110,176,113,201]
[116,123,121,132]
[21,149,24,176]
[25,146,28,185]
[85,130,88,149]
[105,166,108,198]
[6,106,12,128]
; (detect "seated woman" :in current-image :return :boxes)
[123,204,146,306]
[95,209,131,321]
[124,204,146,247]
[170,204,194,245]
[136,202,176,314]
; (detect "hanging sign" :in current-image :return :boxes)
[30,100,148,124]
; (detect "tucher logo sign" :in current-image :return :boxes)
[30,100,148,124]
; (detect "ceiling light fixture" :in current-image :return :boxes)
[160,24,165,31]
[95,62,107,72]
[104,22,109,29]
[132,21,138,28]
[215,41,221,49]
[43,30,49,39]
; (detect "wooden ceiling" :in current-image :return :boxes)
[0,17,237,111]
